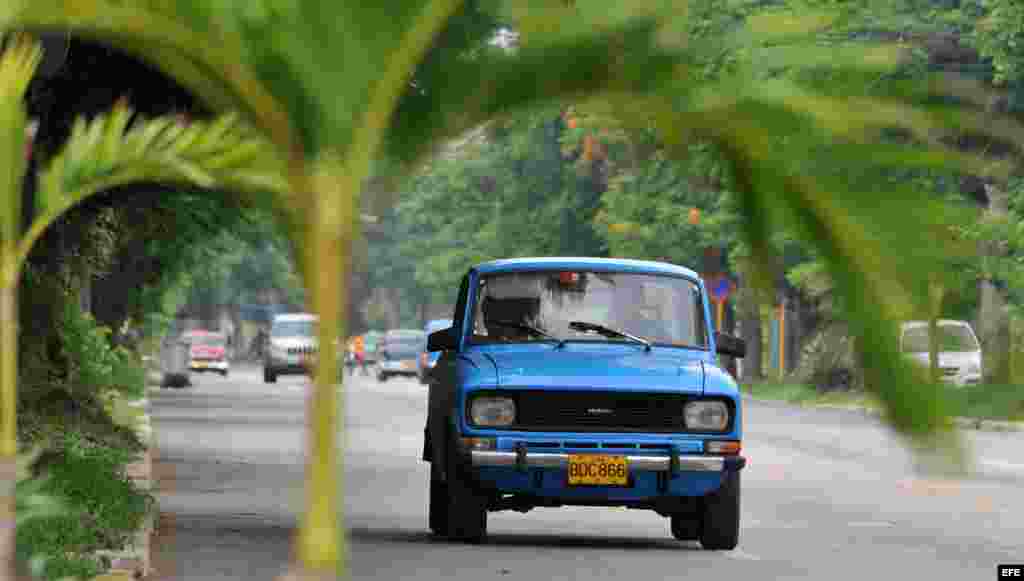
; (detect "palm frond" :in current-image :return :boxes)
[0,0,298,155]
[0,33,39,280]
[17,103,289,267]
[386,19,681,173]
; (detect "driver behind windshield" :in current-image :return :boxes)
[482,296,540,342]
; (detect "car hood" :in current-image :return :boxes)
[479,346,705,394]
[270,337,317,349]
[191,345,225,357]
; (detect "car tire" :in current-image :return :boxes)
[264,368,277,383]
[699,471,740,550]
[377,372,388,382]
[220,369,229,377]
[428,460,449,536]
[670,514,700,541]
[444,439,487,543]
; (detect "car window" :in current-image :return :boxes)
[468,270,708,348]
[901,324,980,353]
[195,336,225,347]
[272,321,317,338]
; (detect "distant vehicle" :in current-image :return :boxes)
[423,257,746,547]
[900,320,982,386]
[183,330,230,377]
[363,330,383,364]
[376,329,427,381]
[264,313,318,383]
[418,318,453,384]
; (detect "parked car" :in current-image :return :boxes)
[264,313,318,383]
[419,318,454,384]
[376,329,427,381]
[900,320,982,386]
[422,257,746,547]
[182,330,230,377]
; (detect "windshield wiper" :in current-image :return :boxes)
[491,320,565,348]
[568,321,651,351]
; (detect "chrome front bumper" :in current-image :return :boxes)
[470,451,739,472]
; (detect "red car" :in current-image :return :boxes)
[183,330,230,377]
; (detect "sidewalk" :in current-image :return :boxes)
[742,394,1024,433]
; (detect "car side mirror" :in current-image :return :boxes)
[715,332,746,359]
[427,327,458,352]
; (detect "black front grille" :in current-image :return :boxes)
[470,390,730,433]
[287,346,317,355]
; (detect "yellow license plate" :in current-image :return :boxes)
[192,361,207,369]
[567,454,629,486]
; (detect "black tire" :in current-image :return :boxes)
[264,368,277,383]
[221,369,229,377]
[444,439,487,543]
[699,471,740,550]
[670,514,700,541]
[377,372,388,382]
[429,460,449,536]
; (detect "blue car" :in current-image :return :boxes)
[419,318,454,384]
[423,257,746,547]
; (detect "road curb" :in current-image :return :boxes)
[743,395,1024,432]
[95,398,156,580]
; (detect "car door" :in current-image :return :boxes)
[427,273,469,469]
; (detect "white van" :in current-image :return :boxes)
[900,320,982,386]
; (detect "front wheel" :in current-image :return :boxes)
[377,371,389,382]
[670,514,700,541]
[428,461,449,536]
[699,471,740,550]
[444,441,487,543]
[264,367,277,383]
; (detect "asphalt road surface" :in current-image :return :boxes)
[150,364,1024,580]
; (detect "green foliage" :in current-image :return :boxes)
[975,0,1024,85]
[58,301,145,400]
[16,431,152,581]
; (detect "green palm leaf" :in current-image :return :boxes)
[20,103,288,267]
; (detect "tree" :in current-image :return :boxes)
[4,2,1024,578]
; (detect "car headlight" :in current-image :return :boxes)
[684,400,730,431]
[469,396,516,427]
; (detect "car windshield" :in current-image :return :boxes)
[469,270,708,348]
[426,320,452,333]
[195,336,225,347]
[272,321,317,338]
[902,323,980,353]
[385,333,426,354]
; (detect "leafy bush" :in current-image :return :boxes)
[58,302,145,400]
[16,431,153,581]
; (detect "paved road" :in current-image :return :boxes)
[150,365,1024,580]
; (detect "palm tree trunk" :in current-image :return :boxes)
[978,183,1011,384]
[0,279,17,581]
[739,291,763,386]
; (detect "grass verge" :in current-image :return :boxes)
[745,382,1024,422]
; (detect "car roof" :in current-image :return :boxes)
[183,330,225,338]
[901,320,973,329]
[273,313,318,323]
[473,257,700,280]
[386,329,426,337]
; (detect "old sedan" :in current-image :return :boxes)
[423,257,746,548]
